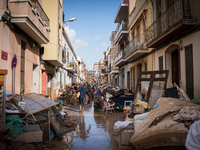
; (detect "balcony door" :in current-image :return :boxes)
[171,49,180,86]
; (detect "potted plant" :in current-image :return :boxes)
[70,63,74,67]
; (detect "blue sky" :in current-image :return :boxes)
[63,0,122,70]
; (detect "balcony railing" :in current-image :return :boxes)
[115,50,124,63]
[31,0,50,26]
[115,21,128,40]
[10,0,50,44]
[125,34,147,57]
[146,0,196,46]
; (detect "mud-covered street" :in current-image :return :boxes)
[52,102,131,150]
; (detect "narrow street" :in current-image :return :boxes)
[52,102,131,150]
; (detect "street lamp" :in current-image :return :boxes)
[64,17,77,23]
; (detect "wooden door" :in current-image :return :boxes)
[185,45,194,99]
[171,49,179,86]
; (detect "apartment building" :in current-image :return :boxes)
[40,0,63,100]
[114,0,130,89]
[0,0,50,94]
[110,31,119,86]
[127,0,200,99]
[77,57,86,83]
[146,0,200,99]
[62,25,77,85]
[127,0,153,91]
[102,47,111,84]
[93,62,100,84]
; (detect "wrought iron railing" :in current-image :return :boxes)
[146,0,195,44]
[31,0,50,26]
[115,50,124,63]
[115,21,128,40]
[125,34,147,57]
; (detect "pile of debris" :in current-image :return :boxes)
[59,84,80,105]
[112,71,200,149]
[1,93,78,149]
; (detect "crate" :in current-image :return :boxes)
[15,125,43,143]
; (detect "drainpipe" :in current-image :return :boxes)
[150,0,155,70]
[6,0,11,21]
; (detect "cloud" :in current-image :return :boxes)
[74,38,88,50]
[101,42,109,48]
[64,25,88,52]
[93,36,101,40]
[64,25,76,40]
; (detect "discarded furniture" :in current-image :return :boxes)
[119,122,134,148]
[134,70,169,107]
[22,93,58,116]
[115,96,134,109]
[0,70,7,127]
[103,101,115,114]
[123,100,132,111]
[130,97,200,149]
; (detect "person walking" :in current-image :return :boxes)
[77,83,91,112]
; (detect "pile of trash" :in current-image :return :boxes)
[1,92,78,149]
[59,84,80,105]
[112,71,200,149]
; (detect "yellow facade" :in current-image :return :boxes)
[42,0,63,66]
[128,0,153,90]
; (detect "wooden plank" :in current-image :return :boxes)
[0,70,7,75]
[0,75,4,85]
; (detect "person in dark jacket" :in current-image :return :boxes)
[77,83,91,112]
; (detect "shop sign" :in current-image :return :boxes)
[1,51,8,60]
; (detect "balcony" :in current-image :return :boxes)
[10,0,50,44]
[146,0,197,48]
[125,34,148,62]
[115,50,125,67]
[115,21,129,44]
[66,62,77,73]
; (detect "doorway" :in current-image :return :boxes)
[33,64,39,93]
[127,71,130,89]
[47,74,53,99]
[171,49,179,86]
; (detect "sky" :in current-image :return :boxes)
[63,0,122,70]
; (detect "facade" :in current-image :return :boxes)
[146,0,200,99]
[114,0,130,89]
[127,0,200,99]
[0,0,50,94]
[88,70,94,84]
[102,47,111,84]
[77,57,86,83]
[54,24,77,96]
[93,62,100,84]
[62,25,77,85]
[40,0,63,100]
[99,59,105,84]
[128,0,152,91]
[110,31,119,86]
